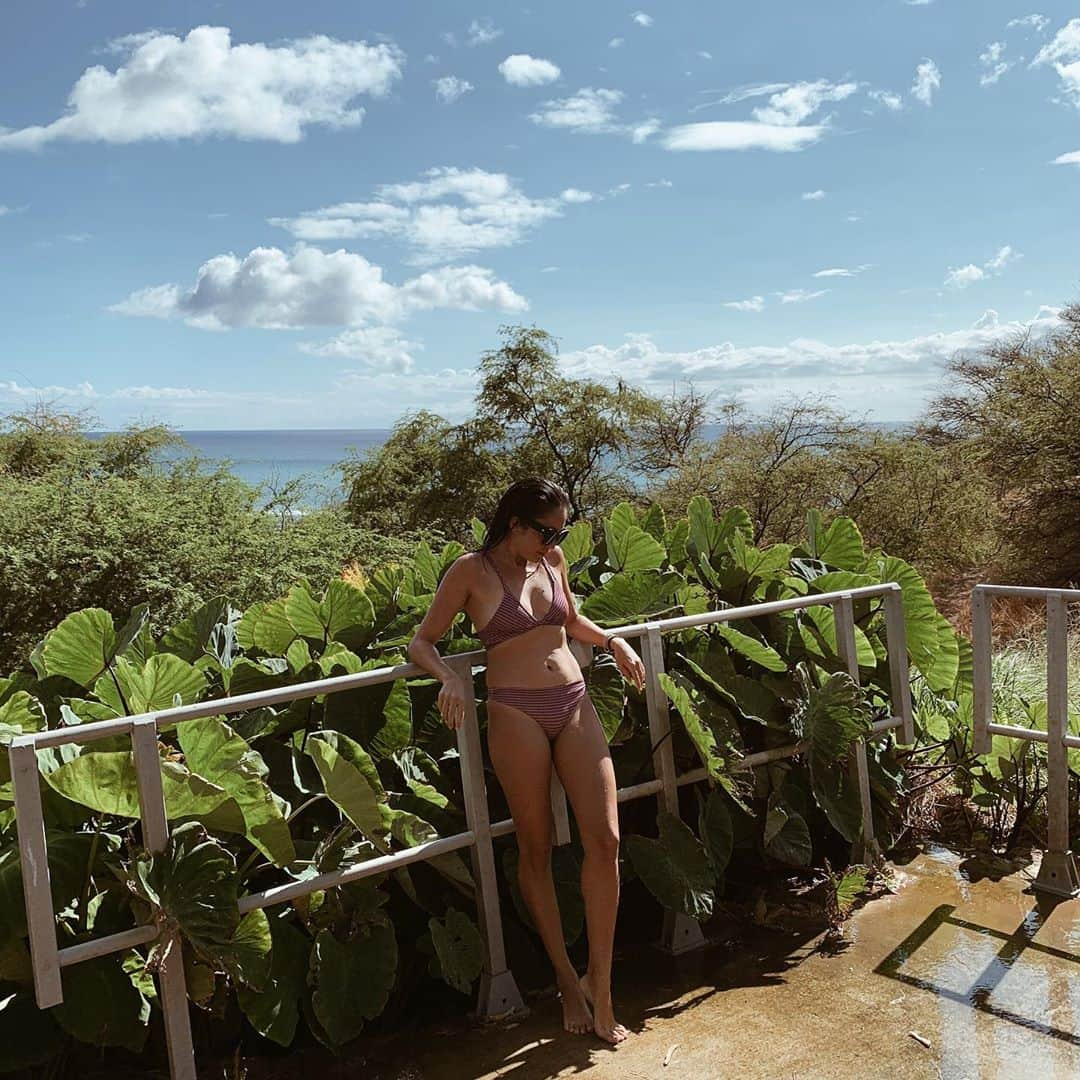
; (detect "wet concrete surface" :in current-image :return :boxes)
[248,845,1080,1080]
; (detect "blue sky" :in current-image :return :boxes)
[1,1,1077,429]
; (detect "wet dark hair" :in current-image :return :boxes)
[481,478,570,552]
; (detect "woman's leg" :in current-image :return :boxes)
[486,699,592,1034]
[552,694,629,1045]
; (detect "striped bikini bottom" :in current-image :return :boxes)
[487,679,588,740]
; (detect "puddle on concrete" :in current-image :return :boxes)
[244,845,1080,1080]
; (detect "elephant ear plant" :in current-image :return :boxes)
[0,501,964,1073]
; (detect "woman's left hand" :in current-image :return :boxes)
[610,637,646,692]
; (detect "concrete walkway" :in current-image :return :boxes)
[371,846,1080,1080]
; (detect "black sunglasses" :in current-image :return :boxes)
[521,517,570,547]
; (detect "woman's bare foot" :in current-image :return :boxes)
[557,972,593,1035]
[580,972,630,1045]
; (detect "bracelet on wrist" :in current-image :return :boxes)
[604,634,622,653]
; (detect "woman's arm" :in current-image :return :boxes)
[407,556,474,729]
[552,547,646,692]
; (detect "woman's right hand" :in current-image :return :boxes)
[437,673,469,731]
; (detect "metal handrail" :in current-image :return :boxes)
[971,583,1080,898]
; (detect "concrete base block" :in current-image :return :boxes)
[662,910,707,955]
[476,968,527,1019]
[1034,850,1080,898]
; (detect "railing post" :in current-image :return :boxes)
[883,585,915,746]
[835,595,879,864]
[1035,595,1080,896]
[448,655,526,1017]
[9,739,63,1008]
[971,586,993,756]
[131,716,197,1080]
[642,624,706,954]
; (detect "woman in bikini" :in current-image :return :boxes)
[408,478,646,1045]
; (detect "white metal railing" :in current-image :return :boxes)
[972,584,1080,897]
[9,582,913,1079]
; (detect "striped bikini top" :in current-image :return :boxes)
[476,552,569,648]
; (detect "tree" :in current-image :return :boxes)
[926,302,1080,584]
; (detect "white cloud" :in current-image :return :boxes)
[944,244,1020,288]
[631,12,653,27]
[561,188,595,203]
[540,265,560,273]
[499,54,561,87]
[270,167,567,264]
[299,326,420,372]
[609,37,625,49]
[647,178,674,188]
[778,288,829,304]
[868,89,904,111]
[0,205,10,216]
[1008,14,1050,33]
[802,189,826,200]
[1053,149,1080,165]
[434,76,474,103]
[698,51,713,61]
[466,19,502,46]
[109,244,528,330]
[1033,19,1080,107]
[979,42,1013,86]
[664,121,824,152]
[750,80,858,126]
[814,265,871,278]
[0,26,403,150]
[724,296,765,312]
[912,58,941,105]
[905,0,933,5]
[557,308,1064,415]
[529,87,658,141]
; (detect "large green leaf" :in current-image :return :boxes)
[223,908,272,990]
[178,717,295,866]
[659,672,727,782]
[38,608,116,688]
[53,953,150,1053]
[306,731,391,841]
[236,598,296,656]
[237,912,310,1047]
[714,623,786,672]
[624,811,715,920]
[324,666,412,761]
[310,924,397,1046]
[687,496,722,560]
[428,908,484,994]
[604,504,665,572]
[389,809,473,892]
[876,556,956,692]
[696,788,734,876]
[585,655,625,741]
[287,581,376,649]
[0,691,46,733]
[799,669,873,770]
[814,516,867,570]
[561,520,594,566]
[579,570,683,625]
[92,654,206,716]
[161,597,242,666]
[800,606,877,669]
[44,753,245,834]
[763,793,812,866]
[129,822,239,962]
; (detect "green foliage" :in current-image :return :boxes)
[0,494,960,1071]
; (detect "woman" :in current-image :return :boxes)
[408,478,646,1045]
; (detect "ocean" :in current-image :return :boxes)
[100,429,392,503]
